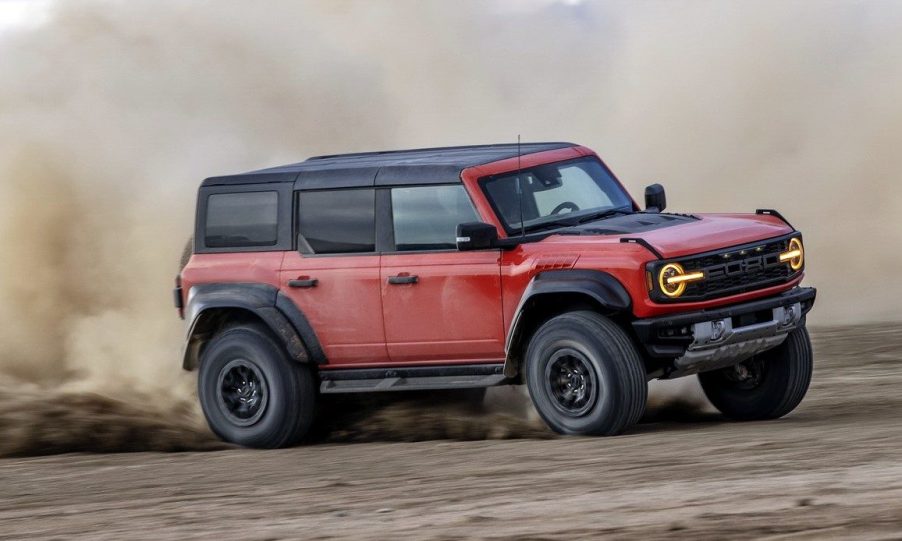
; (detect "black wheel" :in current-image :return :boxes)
[698,326,812,421]
[525,311,647,436]
[198,323,316,448]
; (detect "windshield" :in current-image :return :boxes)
[481,157,634,234]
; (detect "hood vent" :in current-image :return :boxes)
[575,212,696,236]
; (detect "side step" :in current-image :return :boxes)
[318,364,508,394]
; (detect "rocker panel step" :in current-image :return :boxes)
[318,363,507,394]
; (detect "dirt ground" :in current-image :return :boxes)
[1,324,901,540]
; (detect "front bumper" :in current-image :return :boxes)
[632,287,816,377]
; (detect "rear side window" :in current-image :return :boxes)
[391,185,480,251]
[205,191,278,248]
[297,189,376,254]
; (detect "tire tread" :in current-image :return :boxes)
[699,326,812,421]
[526,311,647,436]
[198,323,315,448]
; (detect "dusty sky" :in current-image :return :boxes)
[0,0,899,395]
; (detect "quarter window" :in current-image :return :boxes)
[205,191,279,248]
[297,189,376,254]
[391,185,480,251]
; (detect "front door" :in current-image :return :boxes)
[380,184,505,364]
[281,188,388,367]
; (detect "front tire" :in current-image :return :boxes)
[525,311,647,436]
[698,326,813,421]
[198,323,316,448]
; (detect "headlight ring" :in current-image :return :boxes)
[779,237,804,271]
[657,262,705,298]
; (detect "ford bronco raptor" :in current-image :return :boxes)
[176,142,815,447]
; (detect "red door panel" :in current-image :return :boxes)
[281,253,387,366]
[381,250,504,364]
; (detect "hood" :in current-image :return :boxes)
[557,212,794,259]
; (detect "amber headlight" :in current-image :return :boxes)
[657,262,705,298]
[779,237,804,271]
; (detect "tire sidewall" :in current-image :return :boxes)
[526,319,623,435]
[198,326,312,447]
[699,326,812,420]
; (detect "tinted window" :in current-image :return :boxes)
[392,185,480,251]
[297,189,375,254]
[205,191,278,248]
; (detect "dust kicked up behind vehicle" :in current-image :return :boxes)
[175,142,816,447]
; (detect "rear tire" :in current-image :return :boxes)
[698,326,812,421]
[198,323,316,448]
[525,311,647,436]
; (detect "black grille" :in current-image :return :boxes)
[651,235,801,303]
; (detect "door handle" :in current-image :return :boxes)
[288,277,318,288]
[388,274,418,285]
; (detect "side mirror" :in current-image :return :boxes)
[456,222,498,251]
[645,183,666,213]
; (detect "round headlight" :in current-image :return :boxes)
[786,237,804,271]
[658,263,687,298]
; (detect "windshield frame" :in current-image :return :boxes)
[477,156,638,236]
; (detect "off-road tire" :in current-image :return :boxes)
[698,326,812,421]
[525,311,647,436]
[198,323,316,448]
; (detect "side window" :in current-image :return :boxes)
[391,185,480,251]
[205,191,278,248]
[297,189,375,254]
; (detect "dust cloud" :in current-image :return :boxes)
[322,390,554,443]
[0,1,899,455]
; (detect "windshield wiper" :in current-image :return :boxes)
[572,207,632,225]
[519,207,633,234]
[522,220,575,234]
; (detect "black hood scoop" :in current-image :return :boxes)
[563,212,697,236]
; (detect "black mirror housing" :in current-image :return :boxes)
[645,183,666,213]
[456,222,498,251]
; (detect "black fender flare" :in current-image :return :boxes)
[503,270,632,376]
[181,283,325,370]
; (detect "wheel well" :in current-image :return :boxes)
[505,292,634,378]
[183,307,268,370]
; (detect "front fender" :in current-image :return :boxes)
[503,270,632,375]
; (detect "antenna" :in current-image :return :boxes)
[516,135,526,238]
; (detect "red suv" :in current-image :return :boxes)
[176,142,815,448]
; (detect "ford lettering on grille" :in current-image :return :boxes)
[656,236,800,302]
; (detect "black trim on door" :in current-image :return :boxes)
[375,188,395,252]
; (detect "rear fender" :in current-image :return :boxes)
[181,283,323,370]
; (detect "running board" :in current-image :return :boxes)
[318,364,507,394]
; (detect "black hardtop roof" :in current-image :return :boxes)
[201,142,576,189]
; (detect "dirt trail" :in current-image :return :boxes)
[1,324,900,540]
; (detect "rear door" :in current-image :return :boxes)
[280,188,388,366]
[379,184,505,364]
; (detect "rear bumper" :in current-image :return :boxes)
[632,287,816,372]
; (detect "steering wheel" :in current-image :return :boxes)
[551,201,580,215]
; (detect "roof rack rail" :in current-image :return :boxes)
[305,142,575,162]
